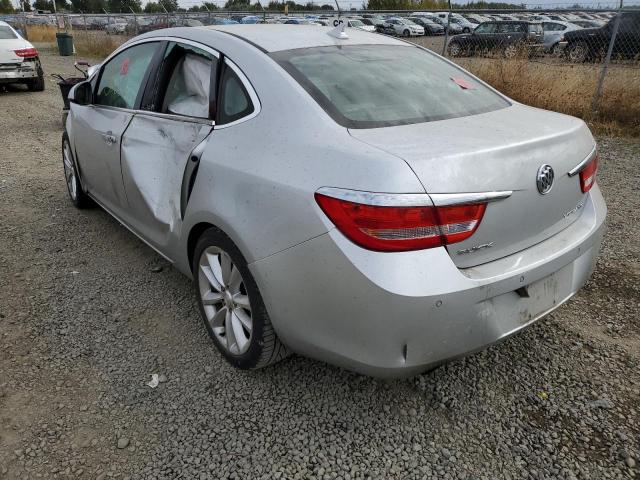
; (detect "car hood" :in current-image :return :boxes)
[565,26,602,37]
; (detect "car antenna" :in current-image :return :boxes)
[328,20,348,39]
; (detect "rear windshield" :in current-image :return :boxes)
[0,26,18,39]
[272,45,509,129]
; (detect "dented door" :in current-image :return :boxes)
[120,113,212,250]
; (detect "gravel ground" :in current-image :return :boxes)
[0,49,639,480]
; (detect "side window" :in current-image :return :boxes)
[475,23,495,33]
[159,42,215,119]
[96,42,158,109]
[217,63,254,125]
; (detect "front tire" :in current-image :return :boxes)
[403,29,410,37]
[193,228,289,370]
[62,133,92,208]
[448,41,463,57]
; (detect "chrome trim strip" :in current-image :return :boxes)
[316,187,513,207]
[316,187,432,207]
[131,109,215,126]
[568,145,598,177]
[430,191,513,207]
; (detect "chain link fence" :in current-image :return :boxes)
[2,7,639,117]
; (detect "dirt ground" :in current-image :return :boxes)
[0,49,639,480]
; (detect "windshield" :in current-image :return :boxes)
[0,26,18,39]
[272,45,509,129]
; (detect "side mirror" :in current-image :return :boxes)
[68,81,93,106]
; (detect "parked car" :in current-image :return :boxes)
[448,21,544,58]
[542,20,580,54]
[571,19,605,28]
[449,15,476,33]
[420,14,462,34]
[105,22,128,35]
[62,25,605,377]
[0,20,44,91]
[381,17,424,37]
[564,12,640,62]
[409,16,445,36]
[347,19,375,32]
[203,18,239,26]
[169,18,204,27]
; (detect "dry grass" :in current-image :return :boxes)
[456,57,640,136]
[72,32,128,58]
[25,24,58,43]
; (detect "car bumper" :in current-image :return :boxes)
[250,185,607,378]
[555,41,569,51]
[0,62,39,82]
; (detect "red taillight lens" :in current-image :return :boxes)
[315,193,486,252]
[14,47,38,58]
[579,154,598,193]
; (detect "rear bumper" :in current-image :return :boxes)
[250,185,607,377]
[0,61,39,82]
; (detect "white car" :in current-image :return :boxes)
[348,19,376,33]
[0,21,44,91]
[384,17,425,36]
[542,20,581,54]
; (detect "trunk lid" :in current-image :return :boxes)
[0,38,33,64]
[349,104,595,268]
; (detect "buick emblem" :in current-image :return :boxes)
[536,164,554,195]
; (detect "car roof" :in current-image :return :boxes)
[0,20,10,27]
[193,24,406,52]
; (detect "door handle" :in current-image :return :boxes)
[102,131,117,146]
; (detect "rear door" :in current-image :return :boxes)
[472,22,498,50]
[73,41,160,213]
[119,40,217,251]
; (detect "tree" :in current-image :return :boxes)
[224,0,251,9]
[143,1,163,12]
[33,0,68,11]
[106,0,141,12]
[0,0,14,13]
[69,0,106,13]
[159,0,178,11]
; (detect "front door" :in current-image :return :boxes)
[73,41,160,213]
[120,41,217,251]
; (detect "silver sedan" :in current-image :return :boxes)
[62,25,606,377]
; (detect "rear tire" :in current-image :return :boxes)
[193,228,290,370]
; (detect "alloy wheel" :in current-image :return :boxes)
[449,43,461,57]
[568,43,587,62]
[62,141,78,201]
[198,246,253,355]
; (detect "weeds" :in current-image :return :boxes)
[458,57,640,136]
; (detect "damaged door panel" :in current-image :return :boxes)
[120,114,213,250]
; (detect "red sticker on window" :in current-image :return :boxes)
[120,58,130,75]
[452,77,475,90]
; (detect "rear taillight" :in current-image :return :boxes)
[14,47,38,58]
[579,154,598,193]
[315,192,486,252]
